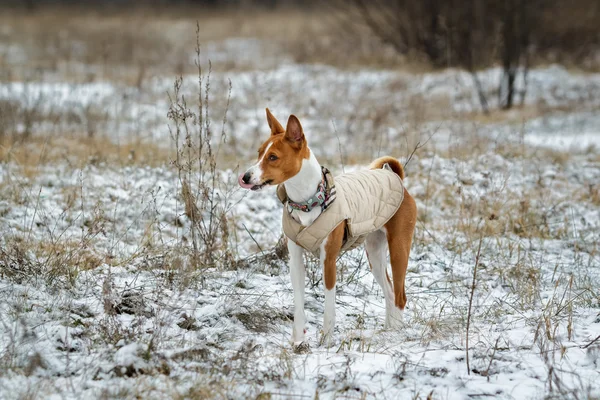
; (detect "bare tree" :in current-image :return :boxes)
[333,0,595,112]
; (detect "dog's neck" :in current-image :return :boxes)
[284,148,323,226]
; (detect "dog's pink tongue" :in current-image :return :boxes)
[238,173,254,190]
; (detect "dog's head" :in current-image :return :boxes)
[238,108,309,191]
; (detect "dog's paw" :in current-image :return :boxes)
[290,327,307,346]
[293,341,311,354]
[384,309,405,329]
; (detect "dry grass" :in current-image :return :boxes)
[0,234,104,286]
[0,135,173,173]
[0,5,421,84]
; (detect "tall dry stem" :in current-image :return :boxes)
[167,22,233,269]
[466,235,483,375]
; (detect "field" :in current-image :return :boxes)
[1,6,599,400]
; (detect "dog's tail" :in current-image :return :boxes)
[370,156,405,180]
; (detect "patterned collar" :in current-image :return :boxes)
[287,167,336,213]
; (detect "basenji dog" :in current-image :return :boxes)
[238,109,417,348]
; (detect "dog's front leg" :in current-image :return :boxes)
[288,239,306,346]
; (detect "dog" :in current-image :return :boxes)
[238,109,417,347]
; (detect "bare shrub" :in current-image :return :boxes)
[167,23,235,269]
[335,0,600,111]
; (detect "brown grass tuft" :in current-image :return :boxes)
[0,135,173,173]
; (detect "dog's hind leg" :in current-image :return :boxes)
[384,189,417,327]
[366,229,397,328]
[321,222,345,346]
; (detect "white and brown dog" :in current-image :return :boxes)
[239,109,417,347]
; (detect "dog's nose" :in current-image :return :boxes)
[242,172,252,184]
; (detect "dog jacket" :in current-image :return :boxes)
[277,168,405,257]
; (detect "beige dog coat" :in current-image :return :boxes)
[277,168,405,257]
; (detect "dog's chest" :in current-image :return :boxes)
[289,208,322,227]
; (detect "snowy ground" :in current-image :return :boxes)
[1,35,600,399]
[2,61,600,155]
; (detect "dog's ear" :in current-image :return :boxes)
[266,108,284,135]
[285,115,305,148]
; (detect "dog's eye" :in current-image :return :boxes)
[268,154,278,161]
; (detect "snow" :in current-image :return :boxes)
[3,62,599,152]
[1,40,600,399]
[522,112,600,150]
[2,142,599,398]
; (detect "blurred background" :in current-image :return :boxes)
[1,0,599,165]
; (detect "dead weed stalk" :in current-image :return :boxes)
[167,22,234,269]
